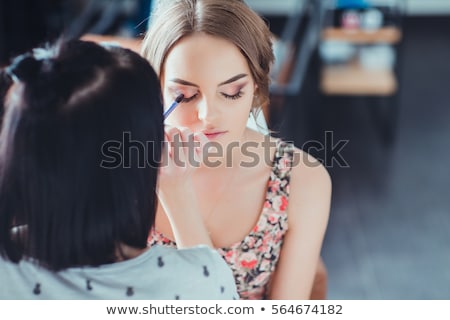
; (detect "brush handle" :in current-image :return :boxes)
[164,94,184,119]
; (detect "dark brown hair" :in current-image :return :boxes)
[142,0,275,109]
[0,40,164,270]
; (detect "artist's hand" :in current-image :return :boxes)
[157,126,212,248]
[158,126,207,191]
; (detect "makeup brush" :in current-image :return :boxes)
[163,94,185,120]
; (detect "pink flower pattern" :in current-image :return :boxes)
[148,140,294,299]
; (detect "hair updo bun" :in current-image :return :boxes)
[5,53,44,84]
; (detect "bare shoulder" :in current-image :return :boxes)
[291,146,332,189]
[288,145,332,223]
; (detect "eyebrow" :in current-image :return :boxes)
[169,73,248,87]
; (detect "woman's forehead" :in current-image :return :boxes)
[163,33,251,84]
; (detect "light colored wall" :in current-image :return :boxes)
[244,0,450,15]
[406,0,450,15]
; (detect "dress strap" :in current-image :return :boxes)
[271,140,295,180]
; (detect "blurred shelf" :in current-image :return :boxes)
[321,62,397,96]
[321,26,402,44]
[318,2,405,145]
[320,26,400,96]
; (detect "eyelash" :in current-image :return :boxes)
[180,91,244,103]
[222,91,243,100]
[181,94,198,103]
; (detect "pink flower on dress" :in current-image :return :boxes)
[281,157,291,170]
[239,252,258,269]
[279,196,288,211]
[253,272,270,287]
[223,249,237,265]
[268,213,279,224]
[268,179,280,191]
[271,195,288,212]
[263,200,271,209]
[274,229,286,242]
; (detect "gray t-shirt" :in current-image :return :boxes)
[0,245,238,300]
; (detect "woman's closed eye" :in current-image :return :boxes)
[180,91,243,102]
[221,91,243,100]
[181,93,199,103]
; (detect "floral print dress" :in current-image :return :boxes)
[149,140,294,299]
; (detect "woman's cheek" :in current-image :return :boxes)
[166,108,197,128]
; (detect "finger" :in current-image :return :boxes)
[164,126,181,142]
[177,127,202,168]
[165,127,185,164]
[191,132,206,164]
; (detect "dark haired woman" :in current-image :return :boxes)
[0,39,237,299]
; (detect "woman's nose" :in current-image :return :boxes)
[197,97,219,123]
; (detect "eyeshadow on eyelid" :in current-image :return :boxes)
[168,87,195,96]
[223,84,246,94]
[226,81,248,89]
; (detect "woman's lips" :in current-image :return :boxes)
[202,130,228,140]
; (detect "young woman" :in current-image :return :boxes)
[0,39,237,299]
[142,0,332,300]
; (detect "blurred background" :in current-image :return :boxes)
[1,0,449,299]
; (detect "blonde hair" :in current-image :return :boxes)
[142,0,275,110]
